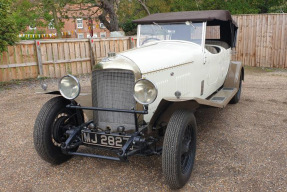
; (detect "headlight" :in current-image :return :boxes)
[59,75,80,100]
[134,79,158,105]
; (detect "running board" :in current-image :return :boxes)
[210,87,237,105]
[194,87,238,108]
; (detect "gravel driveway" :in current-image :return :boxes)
[0,67,286,192]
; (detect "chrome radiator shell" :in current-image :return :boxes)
[92,69,136,132]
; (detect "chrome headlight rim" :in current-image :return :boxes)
[133,78,158,105]
[58,74,81,100]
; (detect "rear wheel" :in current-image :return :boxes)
[162,110,197,189]
[230,74,242,104]
[33,96,83,164]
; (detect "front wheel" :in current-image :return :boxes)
[33,96,83,164]
[162,110,197,189]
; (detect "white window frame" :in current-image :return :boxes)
[77,18,83,29]
[100,23,106,29]
[100,32,106,38]
[87,34,98,38]
[48,19,55,29]
[78,33,84,39]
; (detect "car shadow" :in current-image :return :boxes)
[65,107,229,191]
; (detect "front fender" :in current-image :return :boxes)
[35,89,60,95]
[148,99,199,131]
[36,87,93,121]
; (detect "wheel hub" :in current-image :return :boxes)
[53,116,70,144]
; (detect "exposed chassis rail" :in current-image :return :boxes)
[61,104,160,162]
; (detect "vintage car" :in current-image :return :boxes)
[34,10,243,189]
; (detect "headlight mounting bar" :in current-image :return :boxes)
[66,104,148,114]
[66,104,148,132]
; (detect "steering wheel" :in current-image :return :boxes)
[141,38,160,45]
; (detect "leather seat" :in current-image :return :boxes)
[205,40,230,49]
[205,46,218,54]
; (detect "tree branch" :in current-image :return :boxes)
[137,0,150,15]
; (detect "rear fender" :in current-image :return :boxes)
[224,61,244,89]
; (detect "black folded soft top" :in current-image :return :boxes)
[133,10,237,27]
[133,10,238,48]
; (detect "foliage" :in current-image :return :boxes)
[36,0,70,38]
[120,19,137,35]
[118,0,287,34]
[0,0,18,53]
[268,1,287,13]
[1,0,285,46]
[11,0,39,32]
[30,0,122,34]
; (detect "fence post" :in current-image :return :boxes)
[35,40,43,76]
[89,38,96,71]
[129,37,135,49]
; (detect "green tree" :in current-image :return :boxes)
[11,0,39,32]
[118,0,286,34]
[35,0,122,36]
[0,0,18,52]
[198,0,285,14]
[36,0,70,38]
[269,0,287,13]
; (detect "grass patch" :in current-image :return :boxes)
[0,77,51,91]
[244,66,287,73]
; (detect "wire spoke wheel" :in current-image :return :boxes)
[33,96,83,164]
[52,111,77,146]
[181,125,195,174]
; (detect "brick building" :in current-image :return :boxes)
[25,5,111,39]
[53,17,110,38]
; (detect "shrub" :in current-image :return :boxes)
[0,0,18,53]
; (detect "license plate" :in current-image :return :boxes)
[81,131,130,148]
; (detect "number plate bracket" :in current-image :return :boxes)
[62,123,154,162]
[117,132,140,161]
[81,130,131,148]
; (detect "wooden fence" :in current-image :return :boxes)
[232,14,287,68]
[0,37,135,82]
[0,13,286,82]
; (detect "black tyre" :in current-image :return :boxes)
[230,75,242,104]
[33,96,83,164]
[162,110,197,189]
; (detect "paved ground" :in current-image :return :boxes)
[0,67,286,192]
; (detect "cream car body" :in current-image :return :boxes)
[34,10,243,190]
[121,39,231,121]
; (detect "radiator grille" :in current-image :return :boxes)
[92,70,136,131]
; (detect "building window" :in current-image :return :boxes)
[100,23,106,29]
[77,18,83,29]
[87,34,98,38]
[100,32,106,38]
[78,33,84,39]
[48,19,55,29]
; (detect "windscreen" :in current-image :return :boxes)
[138,22,204,46]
